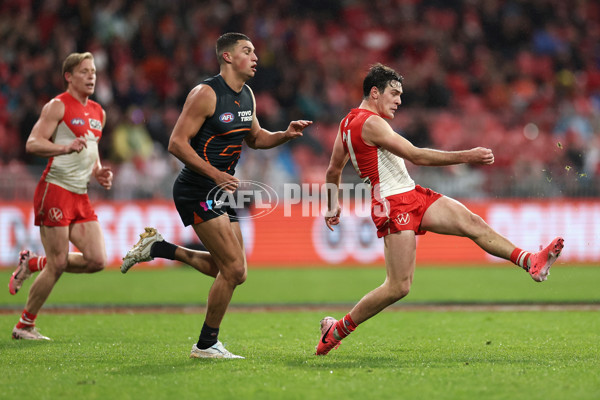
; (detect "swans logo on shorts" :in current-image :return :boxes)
[219,112,234,123]
[395,213,410,225]
[48,207,64,223]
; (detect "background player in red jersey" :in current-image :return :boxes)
[316,63,564,356]
[120,33,312,358]
[9,52,113,340]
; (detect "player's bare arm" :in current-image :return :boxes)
[324,127,349,231]
[25,99,87,157]
[93,158,113,190]
[92,108,113,190]
[363,116,494,166]
[244,88,312,149]
[168,84,239,192]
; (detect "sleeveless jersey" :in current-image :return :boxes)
[41,92,104,194]
[178,74,254,186]
[341,108,415,199]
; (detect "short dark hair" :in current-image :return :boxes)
[62,52,94,89]
[216,32,251,64]
[362,63,404,98]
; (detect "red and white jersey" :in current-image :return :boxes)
[41,92,104,194]
[341,108,415,199]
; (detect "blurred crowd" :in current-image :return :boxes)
[1,0,600,201]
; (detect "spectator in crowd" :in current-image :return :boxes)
[1,0,599,199]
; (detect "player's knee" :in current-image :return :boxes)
[222,260,247,286]
[234,268,247,286]
[46,266,65,280]
[86,255,107,273]
[471,213,487,229]
[231,263,247,285]
[462,212,488,237]
[387,281,411,302]
[46,255,68,274]
[392,287,410,302]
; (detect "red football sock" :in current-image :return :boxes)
[16,310,37,329]
[510,248,531,270]
[29,256,47,272]
[335,313,357,339]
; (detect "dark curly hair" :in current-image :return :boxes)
[362,63,404,98]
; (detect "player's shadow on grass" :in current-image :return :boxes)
[287,345,540,369]
[289,354,401,369]
[1,340,54,352]
[111,358,246,377]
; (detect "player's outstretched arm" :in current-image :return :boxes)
[245,119,312,149]
[244,88,312,149]
[364,116,494,166]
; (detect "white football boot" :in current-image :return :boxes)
[121,227,163,273]
[190,341,245,359]
[12,326,51,340]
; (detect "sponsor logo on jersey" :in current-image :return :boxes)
[89,118,102,130]
[219,113,234,123]
[71,118,85,126]
[238,110,252,122]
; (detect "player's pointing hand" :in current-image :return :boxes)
[285,120,313,140]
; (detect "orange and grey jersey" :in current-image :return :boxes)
[41,92,103,194]
[178,74,254,186]
[340,108,415,200]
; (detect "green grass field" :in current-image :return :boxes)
[1,265,599,400]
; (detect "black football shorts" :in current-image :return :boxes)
[173,178,238,226]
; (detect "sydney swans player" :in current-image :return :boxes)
[316,63,564,356]
[10,52,113,341]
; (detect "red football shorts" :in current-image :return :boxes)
[371,185,442,238]
[33,181,98,227]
